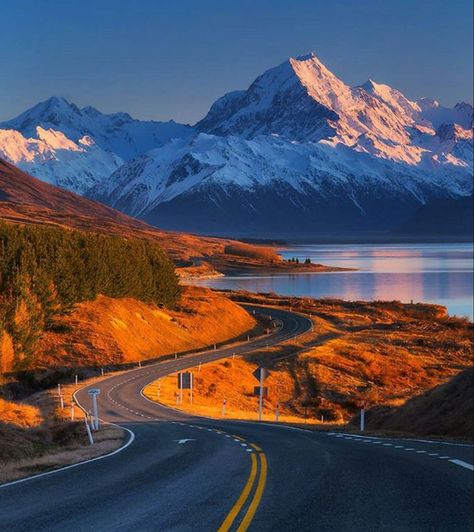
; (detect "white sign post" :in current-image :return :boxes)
[88,388,101,430]
[360,408,365,432]
[252,367,271,422]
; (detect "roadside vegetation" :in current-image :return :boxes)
[147,291,473,439]
[0,376,124,483]
[359,367,473,438]
[0,221,180,371]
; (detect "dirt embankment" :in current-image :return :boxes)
[145,291,473,436]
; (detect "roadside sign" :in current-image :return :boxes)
[252,367,271,382]
[88,388,100,395]
[253,386,268,397]
[177,372,193,389]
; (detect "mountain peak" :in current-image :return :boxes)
[293,51,321,63]
[34,95,81,115]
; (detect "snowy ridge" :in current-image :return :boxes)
[0,53,472,235]
[0,96,195,193]
[0,126,122,193]
[1,96,195,160]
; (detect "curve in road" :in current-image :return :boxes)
[1,305,472,532]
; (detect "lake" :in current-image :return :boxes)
[193,243,473,319]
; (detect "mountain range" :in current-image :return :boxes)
[0,53,472,237]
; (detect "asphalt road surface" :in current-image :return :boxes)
[1,306,473,532]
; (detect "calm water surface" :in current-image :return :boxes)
[194,243,473,319]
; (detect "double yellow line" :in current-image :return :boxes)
[218,440,268,532]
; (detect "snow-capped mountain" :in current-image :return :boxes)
[0,126,122,193]
[1,96,195,160]
[1,54,472,236]
[0,96,194,192]
[91,53,472,236]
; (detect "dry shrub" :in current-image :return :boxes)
[224,242,280,261]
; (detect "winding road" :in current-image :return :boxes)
[1,306,473,531]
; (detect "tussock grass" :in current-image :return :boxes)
[148,290,472,434]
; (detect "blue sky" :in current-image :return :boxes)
[0,0,472,124]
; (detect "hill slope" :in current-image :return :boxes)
[0,158,234,262]
[359,367,473,439]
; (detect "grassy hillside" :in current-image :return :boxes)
[32,286,256,370]
[356,367,473,439]
[0,158,261,265]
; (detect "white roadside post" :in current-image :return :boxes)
[258,368,264,421]
[75,375,78,386]
[101,368,104,377]
[360,407,365,432]
[57,383,61,396]
[275,402,280,422]
[88,388,101,430]
[84,417,94,445]
[59,395,64,409]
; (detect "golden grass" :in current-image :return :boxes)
[11,286,256,371]
[362,367,473,438]
[0,398,42,428]
[0,425,123,484]
[143,359,322,424]
[0,373,125,483]
[145,291,473,429]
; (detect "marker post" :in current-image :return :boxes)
[88,389,101,430]
[258,368,264,421]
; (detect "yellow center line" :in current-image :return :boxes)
[236,448,268,532]
[218,452,258,532]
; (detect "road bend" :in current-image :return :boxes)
[1,305,472,531]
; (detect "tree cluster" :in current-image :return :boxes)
[0,221,180,368]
